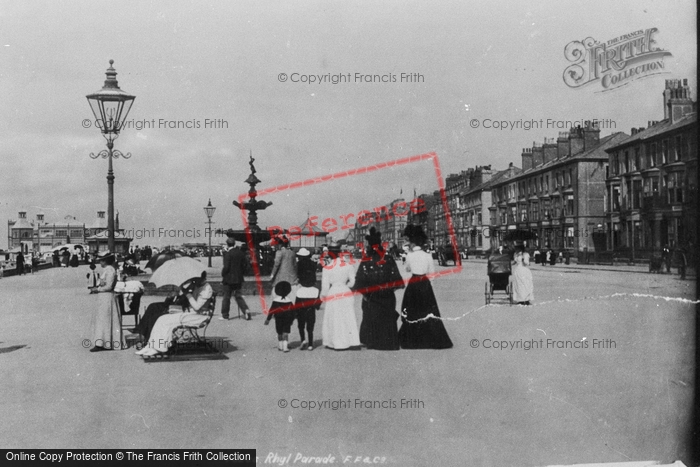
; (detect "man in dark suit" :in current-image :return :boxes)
[16,251,25,275]
[221,237,251,320]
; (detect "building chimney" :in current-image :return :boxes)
[543,137,557,164]
[481,166,493,183]
[668,79,693,124]
[521,147,533,171]
[665,78,694,124]
[568,126,584,156]
[557,132,569,159]
[583,120,600,151]
[631,128,637,135]
[532,142,543,167]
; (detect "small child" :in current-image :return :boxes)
[264,281,296,352]
[295,247,321,350]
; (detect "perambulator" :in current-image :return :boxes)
[485,253,512,305]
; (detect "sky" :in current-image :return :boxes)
[0,0,696,248]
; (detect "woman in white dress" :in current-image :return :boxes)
[321,243,360,350]
[511,247,534,305]
[88,251,126,352]
[135,272,213,356]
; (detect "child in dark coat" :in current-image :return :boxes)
[295,248,321,350]
[264,281,296,352]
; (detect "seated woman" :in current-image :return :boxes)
[135,272,213,356]
[131,288,187,342]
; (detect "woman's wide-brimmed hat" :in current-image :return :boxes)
[96,251,115,261]
[296,248,311,257]
[403,224,427,244]
[327,241,342,253]
[365,227,382,246]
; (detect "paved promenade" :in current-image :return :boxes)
[0,260,695,466]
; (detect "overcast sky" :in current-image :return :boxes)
[0,0,696,248]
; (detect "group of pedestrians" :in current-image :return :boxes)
[82,223,458,355]
[262,225,453,352]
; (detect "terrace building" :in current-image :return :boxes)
[488,122,628,259]
[604,78,697,259]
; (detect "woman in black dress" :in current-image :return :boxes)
[398,225,453,349]
[355,227,404,350]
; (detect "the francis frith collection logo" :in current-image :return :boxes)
[563,28,672,92]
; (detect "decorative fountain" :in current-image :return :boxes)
[220,155,276,276]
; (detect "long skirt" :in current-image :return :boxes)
[90,292,126,350]
[134,302,169,341]
[144,312,207,353]
[322,291,360,350]
[398,276,453,349]
[511,264,534,303]
[359,290,400,350]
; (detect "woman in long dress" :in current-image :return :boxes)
[321,243,360,350]
[511,248,534,305]
[135,272,213,356]
[355,227,403,350]
[398,225,453,349]
[88,251,126,352]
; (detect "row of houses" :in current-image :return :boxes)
[355,78,696,261]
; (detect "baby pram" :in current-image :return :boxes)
[485,253,512,305]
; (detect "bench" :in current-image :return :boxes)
[171,293,217,352]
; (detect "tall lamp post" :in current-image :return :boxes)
[204,199,216,267]
[86,60,135,254]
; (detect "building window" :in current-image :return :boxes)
[634,147,641,171]
[674,135,682,161]
[565,227,575,248]
[545,176,549,192]
[661,139,668,164]
[553,198,562,217]
[55,230,67,237]
[648,143,656,167]
[633,180,641,209]
[565,194,574,216]
[612,186,620,211]
[477,213,482,225]
[668,172,684,204]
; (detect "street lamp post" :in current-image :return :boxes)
[86,60,135,254]
[204,199,216,267]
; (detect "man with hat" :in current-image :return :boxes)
[221,237,251,320]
